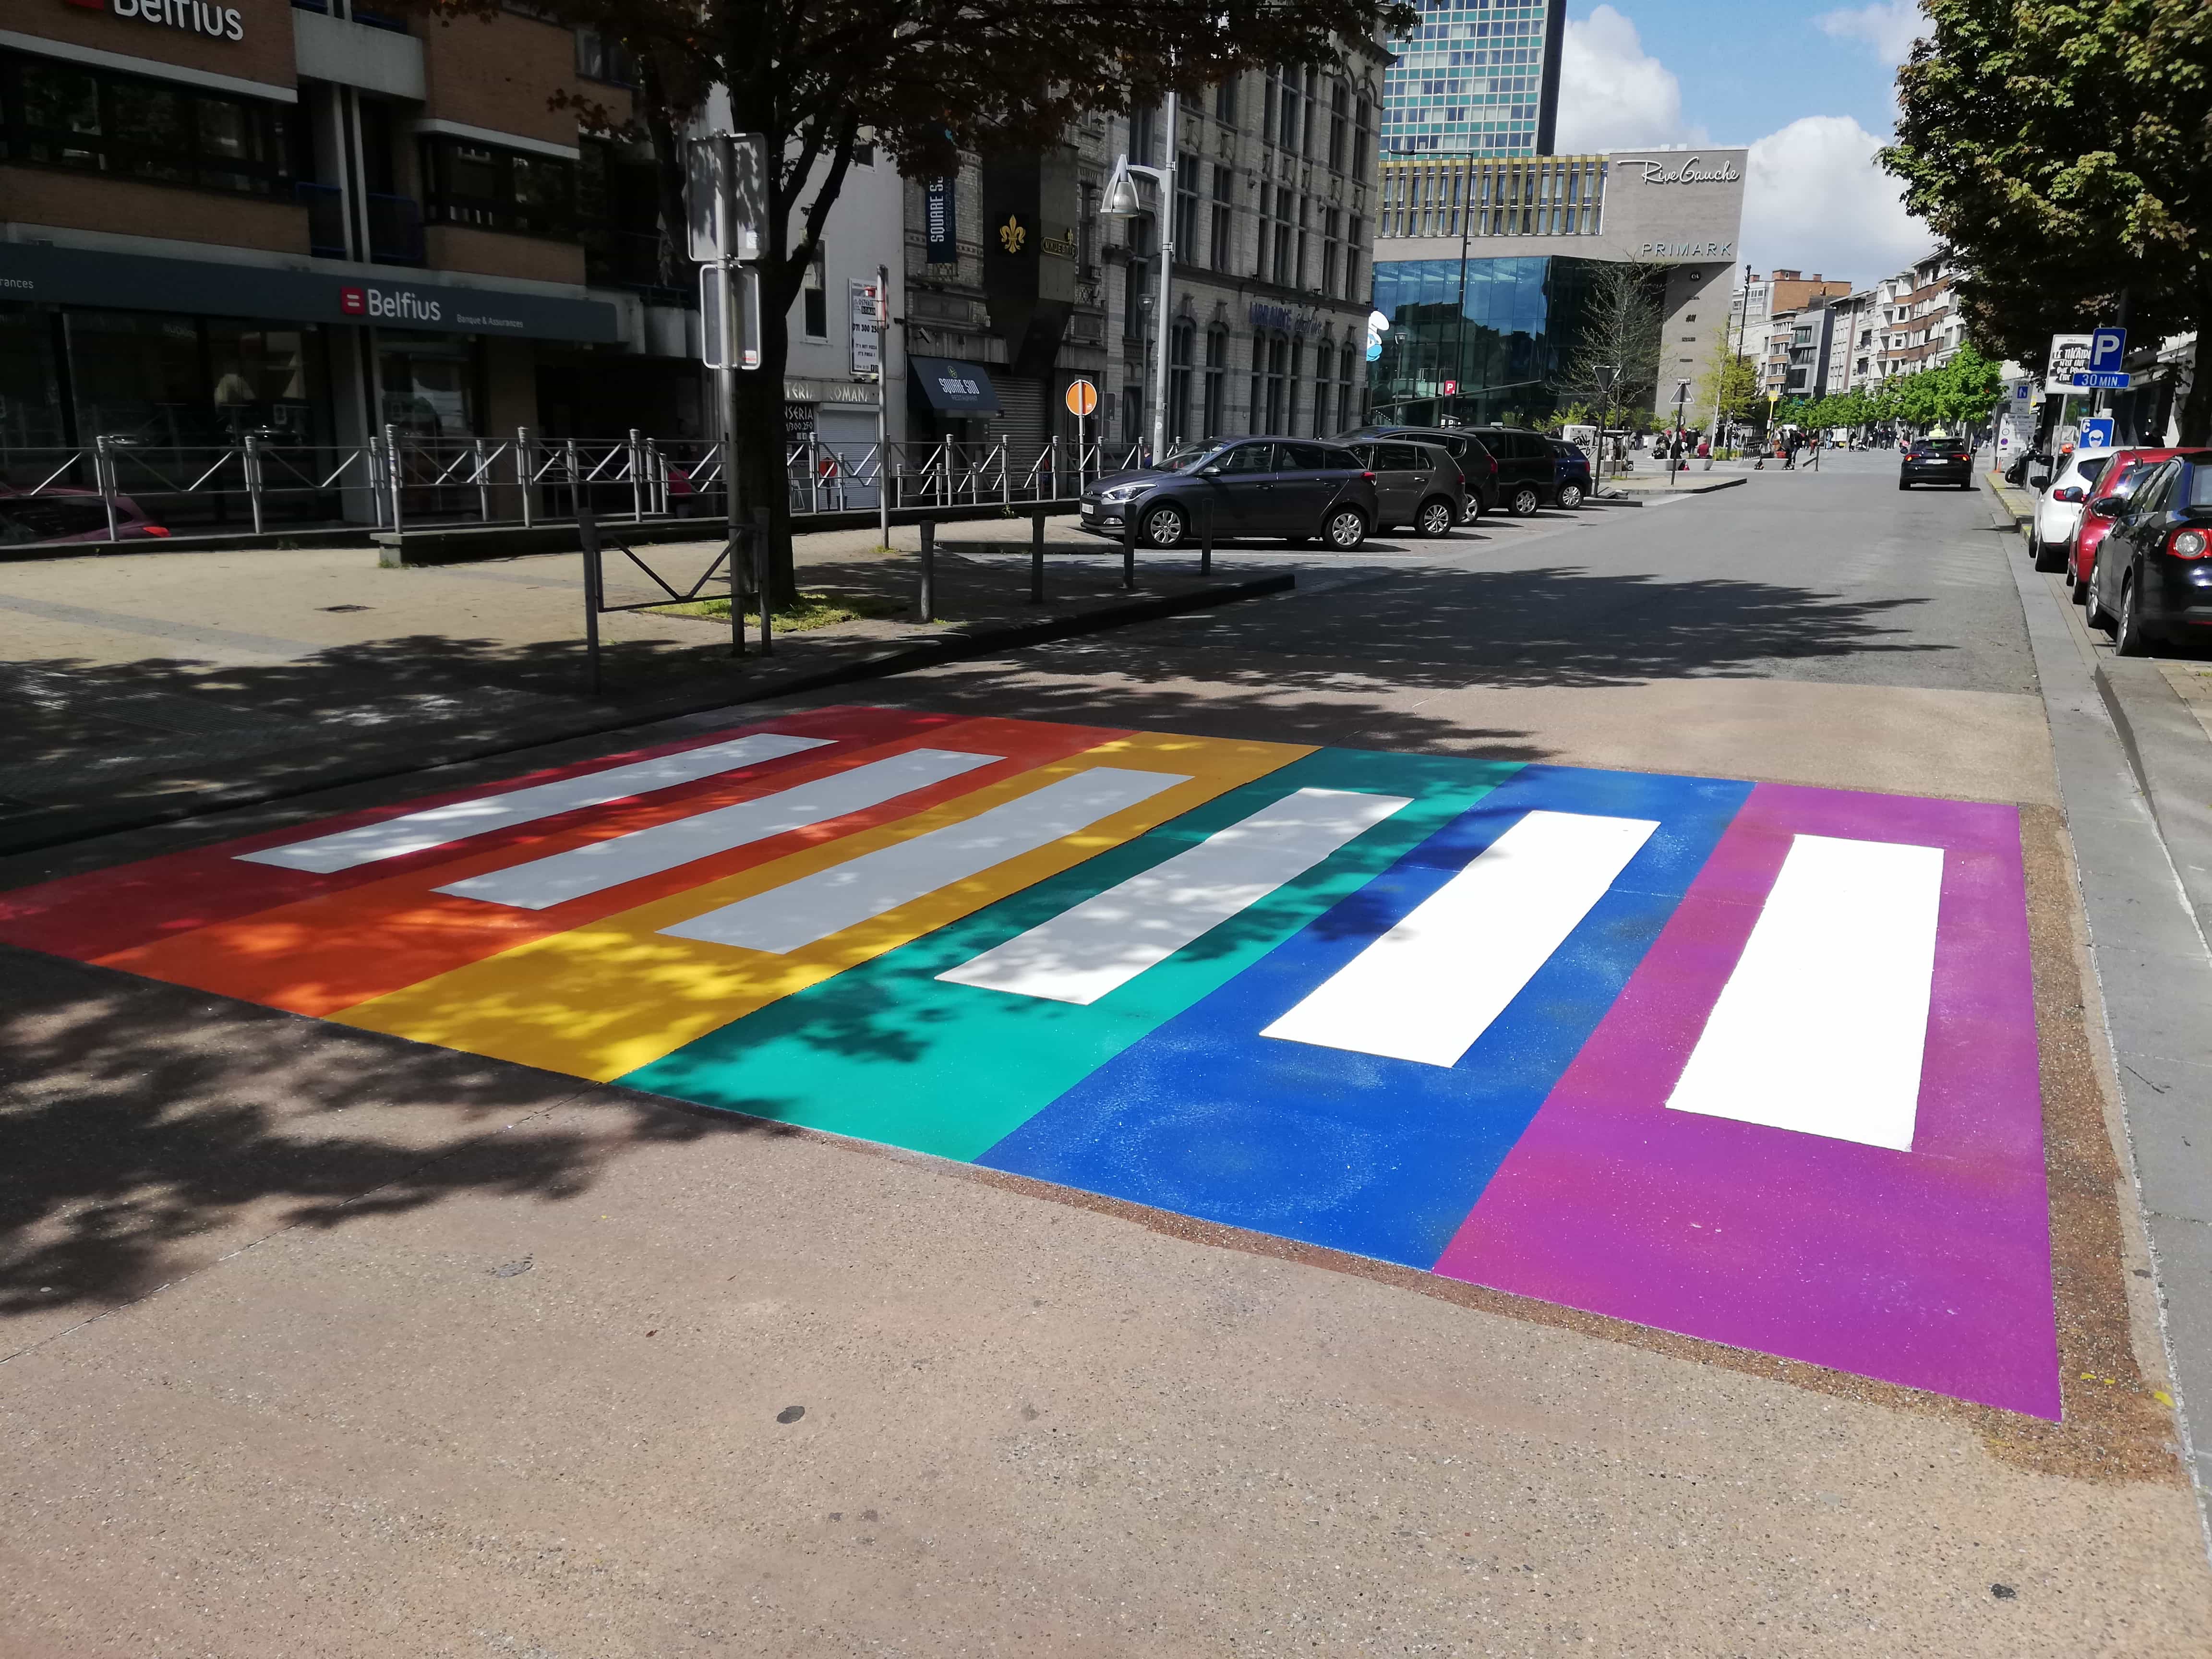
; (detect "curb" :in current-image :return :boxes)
[0,571,1293,858]
[1597,475,1746,502]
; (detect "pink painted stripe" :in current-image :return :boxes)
[1431,782,2058,1418]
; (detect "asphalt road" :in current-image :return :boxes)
[4,452,2209,1657]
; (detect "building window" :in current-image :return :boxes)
[422,137,576,238]
[1213,78,1238,124]
[1122,216,1152,340]
[1272,193,1294,287]
[1337,344,1358,430]
[1203,327,1228,436]
[1295,196,1310,292]
[1210,165,1234,273]
[1322,208,1342,298]
[1130,102,1156,168]
[1277,66,1302,153]
[1263,71,1278,146]
[1288,338,1305,434]
[1169,322,1194,442]
[1354,96,1372,182]
[1174,154,1200,260]
[1263,333,1288,429]
[1255,185,1274,280]
[574,27,638,87]
[802,248,827,339]
[1313,340,1332,437]
[1328,82,1348,173]
[1345,217,1364,301]
[0,53,296,200]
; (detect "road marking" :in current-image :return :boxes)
[1665,833,1943,1150]
[435,748,1002,910]
[663,768,1192,954]
[239,733,832,872]
[1260,809,1659,1068]
[937,786,1413,1005]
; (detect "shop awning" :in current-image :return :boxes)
[908,358,1001,414]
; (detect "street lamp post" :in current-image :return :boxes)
[1102,91,1178,463]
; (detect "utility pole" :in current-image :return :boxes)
[1102,91,1179,463]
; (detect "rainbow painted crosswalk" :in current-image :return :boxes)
[0,706,2057,1417]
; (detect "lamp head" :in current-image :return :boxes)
[1102,158,1144,218]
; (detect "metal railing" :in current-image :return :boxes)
[0,432,1146,546]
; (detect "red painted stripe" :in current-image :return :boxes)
[93,715,1130,1016]
[0,705,946,962]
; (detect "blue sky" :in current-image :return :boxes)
[1555,2,1932,287]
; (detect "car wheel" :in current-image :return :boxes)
[1557,482,1585,509]
[1898,478,1911,490]
[1322,507,1367,551]
[1139,503,1185,549]
[2115,577,2150,657]
[2073,555,2092,603]
[2032,531,2066,574]
[1463,496,1485,524]
[1510,484,1541,517]
[1416,497,1455,538]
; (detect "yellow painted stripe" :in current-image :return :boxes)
[332,730,1310,1082]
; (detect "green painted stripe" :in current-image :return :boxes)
[619,748,1522,1160]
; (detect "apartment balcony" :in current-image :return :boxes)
[297,181,348,260]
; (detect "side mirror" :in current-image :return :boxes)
[2088,495,2124,518]
[1199,466,1223,478]
[2029,474,2051,490]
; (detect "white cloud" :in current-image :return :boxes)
[1815,0,1927,67]
[1742,116,1930,289]
[1554,5,1708,153]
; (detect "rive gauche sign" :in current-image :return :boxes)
[1613,155,1742,186]
[65,0,246,41]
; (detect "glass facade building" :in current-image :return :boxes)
[1381,0,1567,156]
[1368,254,1605,425]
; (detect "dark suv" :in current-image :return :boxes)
[1336,425,1496,517]
[1468,426,1572,515]
[2089,453,2212,655]
[1077,437,1380,551]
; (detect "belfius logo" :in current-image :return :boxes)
[68,0,248,42]
[340,286,445,323]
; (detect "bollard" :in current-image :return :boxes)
[474,435,491,522]
[1029,510,1046,605]
[1120,500,1137,591]
[517,426,534,527]
[384,422,404,533]
[918,519,936,623]
[753,507,773,656]
[244,433,265,535]
[565,437,580,520]
[95,435,120,543]
[629,427,646,521]
[727,518,747,660]
[578,498,603,695]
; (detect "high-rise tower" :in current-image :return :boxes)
[1380,0,1568,156]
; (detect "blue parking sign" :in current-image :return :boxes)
[2089,327,2127,373]
[2080,416,2115,449]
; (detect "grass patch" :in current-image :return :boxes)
[649,588,908,632]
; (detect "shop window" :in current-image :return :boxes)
[62,311,328,453]
[0,53,295,199]
[0,303,66,453]
[422,137,577,238]
[379,331,479,438]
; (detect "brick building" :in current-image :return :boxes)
[0,0,703,492]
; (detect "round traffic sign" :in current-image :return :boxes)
[1065,379,1099,418]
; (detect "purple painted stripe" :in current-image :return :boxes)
[1431,782,2057,1419]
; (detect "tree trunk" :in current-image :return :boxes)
[735,301,800,609]
[636,56,694,295]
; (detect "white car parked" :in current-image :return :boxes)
[2029,448,2117,564]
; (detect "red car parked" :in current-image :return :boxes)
[0,487,169,548]
[2066,448,2212,605]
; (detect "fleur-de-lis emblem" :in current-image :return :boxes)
[998,215,1027,253]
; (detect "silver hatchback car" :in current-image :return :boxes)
[1345,439,1469,537]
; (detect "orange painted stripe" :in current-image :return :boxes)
[96,715,1130,1016]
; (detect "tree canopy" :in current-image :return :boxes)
[1882,0,2212,441]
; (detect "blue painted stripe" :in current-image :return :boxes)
[975,764,1753,1269]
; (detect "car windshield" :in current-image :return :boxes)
[1159,442,1214,470]
[2192,467,2212,509]
[1911,439,1960,453]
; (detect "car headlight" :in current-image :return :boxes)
[1098,482,1144,504]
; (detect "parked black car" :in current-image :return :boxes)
[2087,453,2212,655]
[1077,437,1379,551]
[1467,426,1569,515]
[1899,436,1974,490]
[1335,425,1496,517]
[1343,439,1468,536]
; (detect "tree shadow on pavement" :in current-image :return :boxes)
[0,944,772,1341]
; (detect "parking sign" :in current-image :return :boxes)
[2089,326,2127,373]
